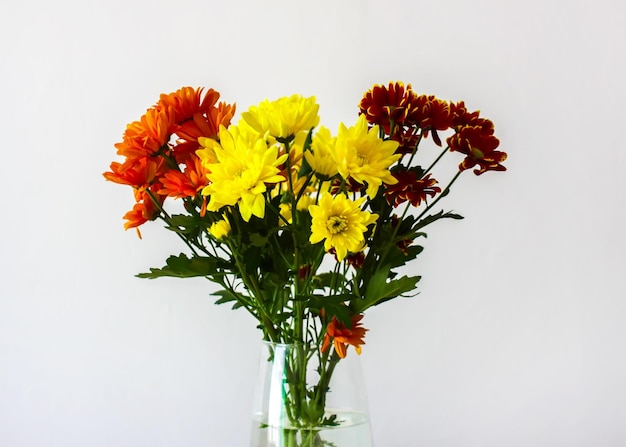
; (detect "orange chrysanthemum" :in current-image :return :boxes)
[159,157,210,199]
[114,106,175,160]
[106,86,236,233]
[103,157,161,190]
[172,104,236,164]
[158,87,219,123]
[121,188,163,238]
[447,125,507,175]
[321,315,368,358]
[158,87,236,145]
[159,88,236,168]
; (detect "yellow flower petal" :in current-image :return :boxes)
[308,193,377,261]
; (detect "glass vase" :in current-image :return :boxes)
[249,341,373,447]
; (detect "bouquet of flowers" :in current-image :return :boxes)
[104,81,506,446]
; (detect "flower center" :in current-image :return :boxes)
[326,215,348,235]
[356,153,367,167]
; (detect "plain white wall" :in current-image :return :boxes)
[1,0,625,446]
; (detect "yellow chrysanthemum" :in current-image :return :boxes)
[279,194,315,226]
[241,95,320,139]
[278,203,292,226]
[197,137,218,164]
[304,126,339,179]
[198,125,288,221]
[296,194,315,212]
[309,193,378,261]
[334,114,400,197]
[208,217,231,240]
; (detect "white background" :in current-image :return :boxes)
[1,0,625,446]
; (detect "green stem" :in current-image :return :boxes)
[403,129,423,168]
[415,170,462,222]
[422,145,450,176]
[227,239,279,342]
[145,190,203,256]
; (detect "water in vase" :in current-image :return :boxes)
[250,410,373,447]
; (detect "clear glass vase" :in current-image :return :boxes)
[249,341,373,447]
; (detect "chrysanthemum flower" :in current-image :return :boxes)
[241,94,319,139]
[321,314,368,358]
[198,125,288,221]
[114,106,175,160]
[196,137,218,164]
[277,133,310,195]
[156,87,236,161]
[333,115,400,197]
[309,193,378,261]
[158,86,219,123]
[397,238,414,255]
[449,101,494,132]
[103,157,160,190]
[359,81,419,130]
[447,125,507,175]
[158,157,210,199]
[328,248,366,269]
[121,188,163,238]
[384,169,441,208]
[304,126,339,179]
[279,194,315,226]
[175,101,236,146]
[390,126,421,156]
[122,203,151,237]
[208,217,231,240]
[415,96,453,146]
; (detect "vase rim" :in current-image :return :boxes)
[260,340,315,349]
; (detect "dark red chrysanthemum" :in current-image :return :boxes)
[404,95,454,145]
[450,101,494,133]
[421,97,453,145]
[360,83,459,146]
[359,82,420,131]
[329,176,364,194]
[447,125,507,175]
[327,248,366,269]
[346,252,366,269]
[397,238,414,255]
[390,126,421,155]
[384,168,441,207]
[298,264,313,280]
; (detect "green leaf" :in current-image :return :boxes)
[384,244,425,269]
[306,294,354,327]
[213,289,242,305]
[249,233,269,247]
[355,265,420,312]
[164,214,205,237]
[297,128,315,177]
[136,253,225,279]
[414,210,464,231]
